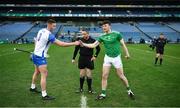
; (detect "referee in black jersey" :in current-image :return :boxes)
[72,29,100,94]
[155,33,167,65]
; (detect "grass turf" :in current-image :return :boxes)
[0,44,180,107]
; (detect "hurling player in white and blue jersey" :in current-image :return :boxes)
[29,19,80,100]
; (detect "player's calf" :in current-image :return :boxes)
[75,76,85,93]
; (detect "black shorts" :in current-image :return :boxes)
[156,48,164,54]
[78,56,94,70]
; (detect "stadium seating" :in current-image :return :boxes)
[137,22,180,41]
[62,26,79,33]
[23,22,61,42]
[0,22,34,41]
[111,23,150,42]
[0,21,179,43]
[168,22,180,32]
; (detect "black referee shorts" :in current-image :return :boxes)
[78,56,94,70]
[156,48,164,54]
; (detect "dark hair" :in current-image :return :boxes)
[81,28,89,34]
[47,19,56,24]
[160,33,164,35]
[101,20,111,26]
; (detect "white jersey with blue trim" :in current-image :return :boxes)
[34,28,56,57]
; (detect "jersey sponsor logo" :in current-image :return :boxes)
[104,35,116,42]
[105,36,111,40]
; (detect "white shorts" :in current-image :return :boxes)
[103,55,123,68]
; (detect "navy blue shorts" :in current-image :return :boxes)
[32,54,47,67]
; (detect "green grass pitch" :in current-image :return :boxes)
[0,44,180,107]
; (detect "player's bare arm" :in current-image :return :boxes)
[54,39,80,47]
[120,39,130,59]
[80,40,100,48]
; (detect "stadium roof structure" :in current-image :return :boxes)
[0,0,179,21]
[0,0,180,5]
[0,4,180,8]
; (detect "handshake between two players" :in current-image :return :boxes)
[29,19,134,101]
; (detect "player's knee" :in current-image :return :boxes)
[117,71,125,78]
[86,73,92,78]
[34,70,40,75]
[34,71,38,75]
[120,74,126,79]
[80,75,85,78]
[156,55,159,57]
[160,55,163,58]
[45,71,48,77]
[41,71,48,77]
[102,74,108,80]
[80,73,85,77]
[87,74,92,79]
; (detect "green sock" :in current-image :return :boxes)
[127,86,130,90]
[102,90,106,95]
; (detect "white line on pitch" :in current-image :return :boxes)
[0,51,19,57]
[0,48,33,57]
[80,95,88,108]
[129,47,180,60]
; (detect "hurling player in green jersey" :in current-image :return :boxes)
[80,20,134,100]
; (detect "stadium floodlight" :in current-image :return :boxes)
[68,10,72,14]
[37,10,43,14]
[98,10,101,14]
[127,10,132,14]
[7,9,13,14]
[39,10,43,13]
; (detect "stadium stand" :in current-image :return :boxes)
[0,2,179,43]
[167,22,180,32]
[137,22,180,42]
[0,22,34,42]
[22,22,61,42]
[111,23,151,43]
[0,21,179,43]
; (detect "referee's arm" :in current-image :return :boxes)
[72,45,80,60]
[94,45,100,58]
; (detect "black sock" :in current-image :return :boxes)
[87,77,92,91]
[155,57,158,64]
[160,58,163,65]
[80,77,85,90]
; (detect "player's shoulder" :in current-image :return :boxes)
[38,28,45,32]
[111,30,119,34]
[111,30,122,35]
[112,30,123,38]
[99,32,106,36]
[39,28,50,35]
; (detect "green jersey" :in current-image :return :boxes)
[98,31,123,57]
